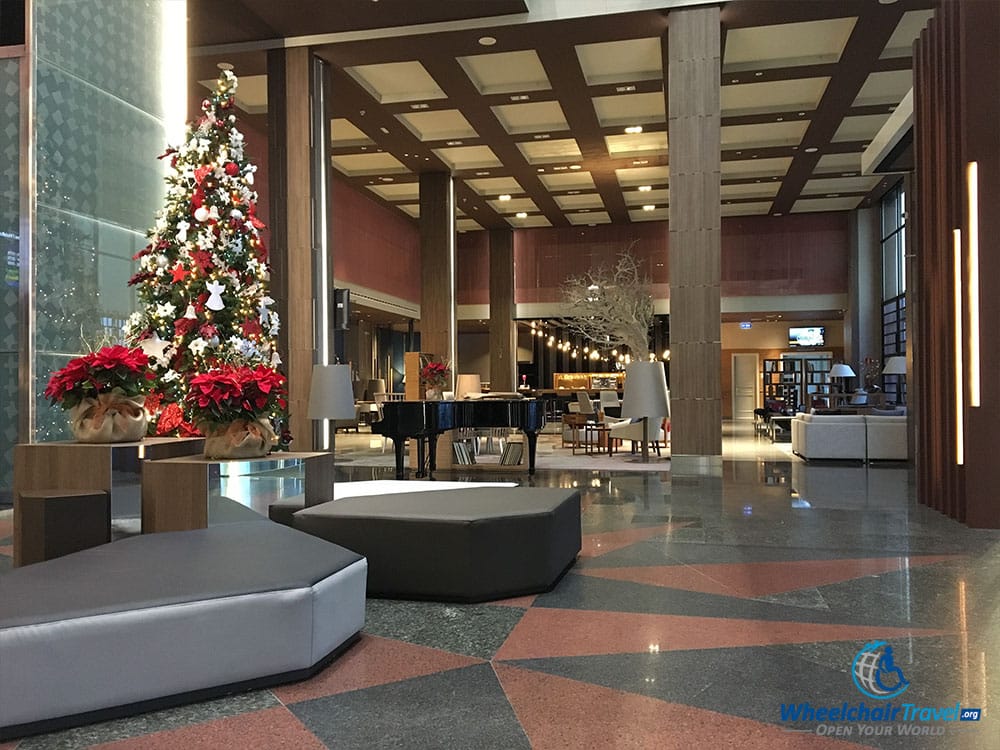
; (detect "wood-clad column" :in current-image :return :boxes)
[914,0,1000,528]
[489,228,516,391]
[665,7,722,467]
[267,47,314,449]
[957,0,1000,528]
[419,172,456,385]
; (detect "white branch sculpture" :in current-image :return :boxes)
[559,248,654,359]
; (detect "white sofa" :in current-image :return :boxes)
[865,415,908,460]
[791,413,907,462]
[791,414,868,461]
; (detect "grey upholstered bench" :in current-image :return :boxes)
[292,487,581,602]
[0,521,367,740]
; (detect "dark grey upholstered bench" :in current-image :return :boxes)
[0,521,367,740]
[292,487,581,602]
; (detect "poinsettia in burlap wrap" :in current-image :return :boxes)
[185,364,287,459]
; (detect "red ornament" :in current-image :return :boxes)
[171,264,189,283]
[191,250,214,275]
[190,190,204,210]
[224,162,239,176]
[174,317,197,338]
[240,319,263,338]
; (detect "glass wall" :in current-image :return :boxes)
[0,57,20,499]
[881,183,907,404]
[30,0,183,441]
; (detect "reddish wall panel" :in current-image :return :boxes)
[456,214,848,306]
[721,213,849,297]
[331,179,421,304]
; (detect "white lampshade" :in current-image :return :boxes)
[621,361,670,419]
[307,364,356,420]
[829,363,856,378]
[455,373,482,398]
[883,356,906,375]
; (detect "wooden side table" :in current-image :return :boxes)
[13,489,110,566]
[141,452,334,533]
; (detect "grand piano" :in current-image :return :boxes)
[371,399,546,479]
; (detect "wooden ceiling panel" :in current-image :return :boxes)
[190,0,935,228]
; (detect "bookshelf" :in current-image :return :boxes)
[762,356,833,410]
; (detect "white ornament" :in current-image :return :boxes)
[155,302,176,319]
[194,206,210,223]
[205,280,226,311]
[156,254,169,268]
[258,296,274,324]
[271,351,282,368]
[162,369,181,383]
[176,220,190,243]
[245,171,254,186]
[184,304,197,319]
[139,333,171,366]
[188,337,209,356]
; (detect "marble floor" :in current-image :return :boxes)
[1,421,998,749]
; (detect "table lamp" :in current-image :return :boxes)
[455,373,482,399]
[621,361,670,463]
[882,356,906,404]
[829,363,856,394]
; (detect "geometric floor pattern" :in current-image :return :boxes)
[2,424,998,749]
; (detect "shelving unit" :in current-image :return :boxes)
[762,356,833,410]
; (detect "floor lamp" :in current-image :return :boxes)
[308,364,356,456]
[621,361,670,463]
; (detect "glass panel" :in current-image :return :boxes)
[31,0,182,441]
[0,57,18,496]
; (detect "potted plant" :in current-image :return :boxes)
[44,345,155,442]
[419,360,451,400]
[185,364,287,458]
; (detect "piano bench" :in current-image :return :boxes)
[292,487,581,603]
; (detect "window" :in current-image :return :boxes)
[881,183,906,404]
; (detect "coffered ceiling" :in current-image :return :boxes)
[189,0,934,233]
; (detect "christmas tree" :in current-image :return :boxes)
[126,70,282,436]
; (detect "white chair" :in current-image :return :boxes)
[608,418,667,455]
[574,391,597,416]
[599,390,622,418]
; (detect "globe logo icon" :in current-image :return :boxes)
[852,641,910,700]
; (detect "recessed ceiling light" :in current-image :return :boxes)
[498,194,511,201]
[478,36,497,46]
[642,204,656,211]
[798,112,806,116]
[379,177,394,182]
[216,62,234,71]
[568,190,580,194]
[774,212,783,216]
[569,164,582,170]
[826,193,840,198]
[515,212,528,218]
[537,168,544,172]
[553,165,568,171]
[475,171,490,176]
[776,117,783,122]
[638,185,652,192]
[804,147,818,153]
[410,103,429,110]
[632,159,648,165]
[842,172,856,177]
[615,85,637,93]
[445,140,463,146]
[754,71,763,77]
[624,125,643,134]
[379,127,389,134]
[532,134,550,140]
[510,94,530,101]
[731,78,739,84]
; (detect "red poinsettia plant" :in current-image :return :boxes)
[419,360,451,388]
[185,364,287,427]
[44,345,156,410]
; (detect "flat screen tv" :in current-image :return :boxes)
[788,326,825,347]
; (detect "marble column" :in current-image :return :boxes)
[419,172,457,385]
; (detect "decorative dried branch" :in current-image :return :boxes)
[559,245,654,358]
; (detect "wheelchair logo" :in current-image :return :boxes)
[852,641,910,700]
